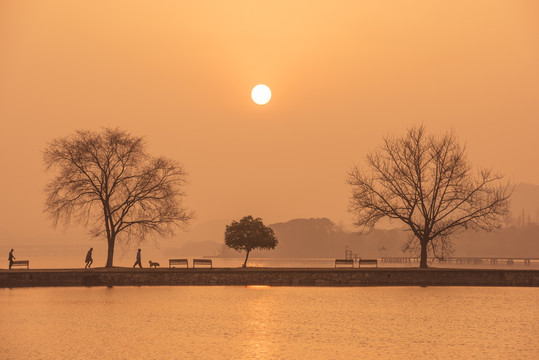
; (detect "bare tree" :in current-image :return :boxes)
[347,125,511,268]
[44,128,193,267]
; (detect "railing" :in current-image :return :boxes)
[380,257,539,265]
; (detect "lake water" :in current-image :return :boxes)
[1,287,538,359]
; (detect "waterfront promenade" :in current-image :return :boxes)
[1,267,538,287]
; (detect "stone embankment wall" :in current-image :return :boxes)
[1,268,538,288]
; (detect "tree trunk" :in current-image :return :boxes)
[106,235,115,268]
[242,249,251,268]
[419,239,428,268]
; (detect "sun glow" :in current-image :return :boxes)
[251,84,271,105]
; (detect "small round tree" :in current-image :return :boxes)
[224,216,278,267]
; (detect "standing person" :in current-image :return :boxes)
[85,248,93,269]
[133,249,142,268]
[8,249,15,270]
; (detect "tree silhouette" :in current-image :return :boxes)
[347,125,511,268]
[44,128,192,267]
[225,216,278,267]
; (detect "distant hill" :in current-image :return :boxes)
[454,224,539,257]
[215,217,539,259]
[216,217,410,258]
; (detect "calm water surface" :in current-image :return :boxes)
[1,287,537,359]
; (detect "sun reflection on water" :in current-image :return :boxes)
[246,285,271,290]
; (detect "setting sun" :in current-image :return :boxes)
[251,84,271,105]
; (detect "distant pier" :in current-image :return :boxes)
[380,257,539,266]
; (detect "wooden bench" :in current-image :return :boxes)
[335,259,354,268]
[358,259,378,268]
[169,259,188,268]
[193,259,212,269]
[11,260,29,269]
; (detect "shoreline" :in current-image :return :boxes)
[1,267,538,288]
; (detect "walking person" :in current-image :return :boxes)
[8,249,15,270]
[133,249,142,268]
[85,248,93,268]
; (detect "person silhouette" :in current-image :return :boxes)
[133,249,142,268]
[8,249,15,270]
[85,248,93,269]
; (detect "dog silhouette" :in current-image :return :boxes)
[149,260,160,268]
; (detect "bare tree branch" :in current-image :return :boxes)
[44,128,193,267]
[347,125,511,268]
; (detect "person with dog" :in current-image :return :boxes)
[8,249,15,270]
[133,248,143,268]
[85,248,93,269]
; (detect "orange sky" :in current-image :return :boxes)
[1,1,538,250]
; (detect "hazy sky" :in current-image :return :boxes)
[1,1,538,249]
